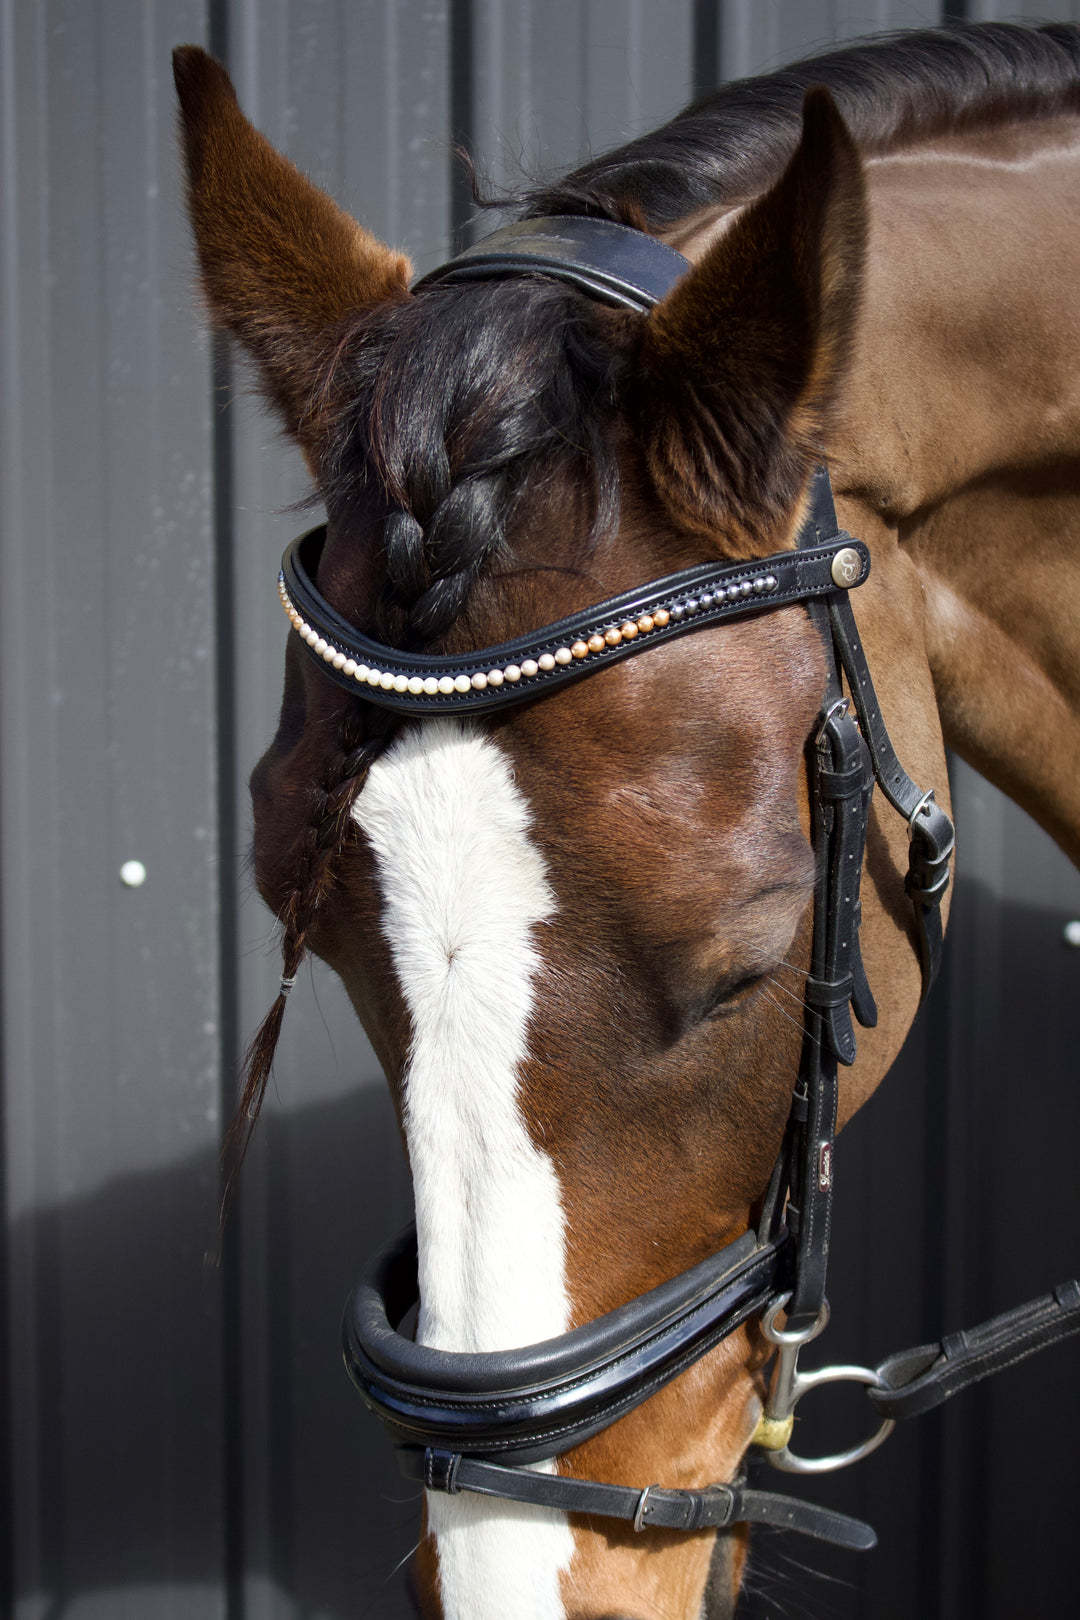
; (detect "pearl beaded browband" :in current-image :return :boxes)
[279,522,871,716]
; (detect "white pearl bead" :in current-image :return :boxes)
[321,643,336,662]
[538,653,555,671]
[332,652,347,669]
[423,677,440,695]
[343,660,357,677]
[487,669,504,686]
[408,676,425,694]
[554,647,573,666]
[356,664,369,681]
[438,675,456,694]
[367,669,383,686]
[471,671,488,689]
[504,665,521,682]
[393,674,409,692]
[520,659,539,678]
[454,673,472,693]
[379,671,396,690]
[314,638,328,655]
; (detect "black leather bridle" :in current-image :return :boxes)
[278,218,1080,1552]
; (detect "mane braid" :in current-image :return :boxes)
[221,712,388,1216]
[516,22,1080,229]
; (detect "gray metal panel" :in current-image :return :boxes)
[0,1,226,1617]
[721,0,945,80]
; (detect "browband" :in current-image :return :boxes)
[280,527,872,716]
[412,215,690,311]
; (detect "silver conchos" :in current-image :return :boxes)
[830,547,864,588]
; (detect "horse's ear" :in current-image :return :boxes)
[172,46,410,450]
[635,87,866,544]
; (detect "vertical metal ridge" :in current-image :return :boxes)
[693,0,722,99]
[208,8,243,1618]
[0,0,16,1600]
[450,0,475,251]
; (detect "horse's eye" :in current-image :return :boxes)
[702,970,767,1020]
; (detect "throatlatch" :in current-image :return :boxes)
[280,216,1079,1551]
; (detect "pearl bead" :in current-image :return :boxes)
[487,669,504,686]
[343,660,357,678]
[521,659,539,678]
[393,674,409,692]
[698,594,714,610]
[554,647,573,666]
[366,669,383,686]
[438,675,456,694]
[423,677,440,694]
[356,664,369,680]
[538,653,556,671]
[332,652,347,669]
[314,637,328,655]
[637,615,654,633]
[454,673,472,693]
[571,641,589,659]
[587,634,606,654]
[504,665,521,682]
[471,671,488,689]
[408,676,425,694]
[380,672,396,690]
[322,643,337,661]
[653,609,670,627]
[604,627,622,646]
[620,621,637,640]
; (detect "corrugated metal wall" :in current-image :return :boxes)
[1,3,1078,1616]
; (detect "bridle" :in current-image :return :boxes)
[278,217,1080,1552]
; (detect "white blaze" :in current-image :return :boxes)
[353,719,574,1620]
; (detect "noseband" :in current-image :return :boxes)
[280,217,1080,1552]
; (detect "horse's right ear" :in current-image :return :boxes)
[172,46,410,451]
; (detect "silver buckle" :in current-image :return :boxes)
[632,1484,658,1532]
[815,697,850,747]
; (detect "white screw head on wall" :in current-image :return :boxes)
[119,860,147,888]
[1064,920,1080,948]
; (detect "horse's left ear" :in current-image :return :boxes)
[173,46,411,453]
[634,87,866,543]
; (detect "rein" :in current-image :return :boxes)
[283,218,1080,1552]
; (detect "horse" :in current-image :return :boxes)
[174,21,1080,1620]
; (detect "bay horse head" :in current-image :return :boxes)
[173,26,1080,1617]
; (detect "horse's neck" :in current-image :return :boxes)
[836,115,1080,864]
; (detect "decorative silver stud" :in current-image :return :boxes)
[831,547,863,588]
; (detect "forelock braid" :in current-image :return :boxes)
[221,705,391,1215]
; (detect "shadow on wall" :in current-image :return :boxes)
[12,1082,417,1620]
[12,880,1080,1619]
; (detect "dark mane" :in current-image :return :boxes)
[521,21,1080,227]
[320,21,1080,643]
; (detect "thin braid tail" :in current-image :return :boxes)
[221,717,387,1218]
